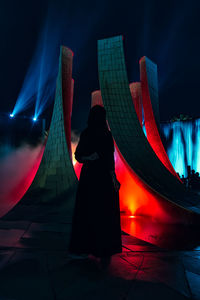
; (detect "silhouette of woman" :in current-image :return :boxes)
[69,105,122,264]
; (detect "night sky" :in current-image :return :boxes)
[0,0,200,133]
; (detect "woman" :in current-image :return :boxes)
[69,105,122,264]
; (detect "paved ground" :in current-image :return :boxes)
[0,203,199,300]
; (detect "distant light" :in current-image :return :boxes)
[33,117,37,122]
[10,113,14,118]
[129,215,136,219]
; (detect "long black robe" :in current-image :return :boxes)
[69,127,122,257]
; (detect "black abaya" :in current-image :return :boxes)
[69,127,122,257]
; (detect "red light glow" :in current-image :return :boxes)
[140,57,181,181]
[0,144,45,218]
[89,89,185,223]
[72,140,180,223]
[114,145,170,221]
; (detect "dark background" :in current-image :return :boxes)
[0,0,199,133]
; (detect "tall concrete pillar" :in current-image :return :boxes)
[26,46,77,203]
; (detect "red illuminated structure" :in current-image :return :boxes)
[28,46,77,201]
[97,35,200,224]
[0,144,45,218]
[0,46,77,218]
[93,89,174,222]
[91,90,167,218]
[90,90,179,222]
[92,84,143,130]
[2,39,200,228]
[139,56,180,180]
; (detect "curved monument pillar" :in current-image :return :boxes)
[29,46,77,203]
[92,84,143,129]
[139,56,180,180]
[7,46,78,213]
[98,35,200,224]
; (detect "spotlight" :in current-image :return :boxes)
[33,117,37,122]
[10,113,14,118]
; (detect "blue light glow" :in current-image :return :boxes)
[11,8,62,118]
[9,114,14,118]
[194,119,200,173]
[161,119,200,177]
[33,117,37,122]
[10,1,107,119]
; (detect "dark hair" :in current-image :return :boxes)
[87,105,108,130]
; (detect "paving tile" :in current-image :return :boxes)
[186,271,200,300]
[0,251,54,300]
[0,229,25,248]
[122,234,161,252]
[182,254,200,275]
[122,244,160,252]
[127,281,189,300]
[180,250,200,261]
[136,253,191,298]
[122,235,151,246]
[0,250,15,270]
[0,211,199,299]
[193,251,200,259]
[2,205,44,221]
[48,255,135,300]
[0,220,30,230]
[16,230,70,250]
[25,222,71,233]
[108,254,141,280]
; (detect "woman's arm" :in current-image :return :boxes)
[77,152,99,163]
[75,130,99,163]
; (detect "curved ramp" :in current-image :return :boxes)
[91,90,189,223]
[98,35,200,222]
[139,57,180,179]
[1,46,77,218]
[91,90,175,221]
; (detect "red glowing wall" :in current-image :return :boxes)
[88,90,174,222]
[72,134,186,223]
[86,86,190,223]
[139,57,181,180]
[0,144,45,218]
[0,46,77,218]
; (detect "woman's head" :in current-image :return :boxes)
[87,105,108,130]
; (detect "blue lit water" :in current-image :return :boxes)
[161,119,200,177]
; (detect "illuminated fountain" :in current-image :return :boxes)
[2,36,200,232]
[161,118,200,177]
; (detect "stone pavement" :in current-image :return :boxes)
[0,205,199,300]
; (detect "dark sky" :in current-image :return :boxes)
[0,0,200,132]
